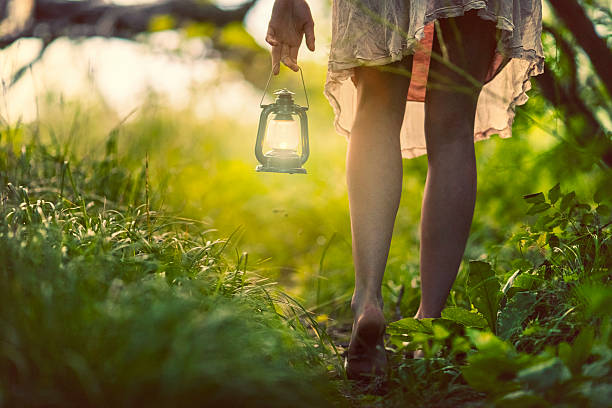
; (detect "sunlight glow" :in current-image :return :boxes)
[266,118,300,152]
[0,0,331,124]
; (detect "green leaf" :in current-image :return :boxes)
[387,317,434,336]
[451,336,471,354]
[548,183,561,205]
[558,342,572,369]
[466,328,509,353]
[581,212,594,225]
[560,191,576,212]
[583,358,611,378]
[575,284,612,317]
[218,22,260,50]
[185,22,216,38]
[496,292,537,340]
[510,258,533,271]
[523,192,545,204]
[462,359,522,394]
[388,335,409,350]
[527,202,551,215]
[535,213,556,230]
[568,202,591,219]
[467,261,501,332]
[584,383,612,408]
[517,358,571,392]
[494,390,549,408]
[596,204,610,217]
[593,183,609,204]
[148,14,176,32]
[567,326,594,374]
[574,203,592,212]
[501,270,521,295]
[441,306,488,328]
[432,323,450,340]
[462,330,529,393]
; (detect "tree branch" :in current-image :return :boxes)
[547,0,612,96]
[542,23,579,96]
[535,62,601,137]
[0,0,256,49]
[2,0,263,88]
[535,61,612,167]
[8,39,50,87]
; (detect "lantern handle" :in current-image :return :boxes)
[259,65,309,110]
[299,67,309,110]
[259,68,273,107]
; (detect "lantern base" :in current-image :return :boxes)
[256,165,307,174]
[256,151,307,174]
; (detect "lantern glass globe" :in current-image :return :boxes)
[266,116,300,153]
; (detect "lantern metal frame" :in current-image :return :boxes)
[255,67,309,174]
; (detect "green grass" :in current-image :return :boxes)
[0,123,342,407]
[1,89,611,407]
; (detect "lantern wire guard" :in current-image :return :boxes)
[255,66,310,174]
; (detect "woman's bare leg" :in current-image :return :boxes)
[346,58,412,378]
[416,10,499,320]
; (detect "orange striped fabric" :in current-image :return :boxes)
[407,22,506,102]
[407,23,434,102]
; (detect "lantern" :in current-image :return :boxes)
[255,69,309,174]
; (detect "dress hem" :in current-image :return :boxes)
[323,2,545,159]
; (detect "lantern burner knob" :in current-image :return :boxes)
[274,88,294,97]
[273,89,295,103]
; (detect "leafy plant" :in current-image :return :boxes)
[386,183,612,407]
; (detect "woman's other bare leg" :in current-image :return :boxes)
[416,10,499,319]
[346,59,412,378]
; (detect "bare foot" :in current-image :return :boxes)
[345,304,387,381]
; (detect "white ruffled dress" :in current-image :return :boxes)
[324,0,545,159]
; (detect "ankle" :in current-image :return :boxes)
[351,294,383,316]
[414,307,441,320]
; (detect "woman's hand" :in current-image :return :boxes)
[266,0,315,75]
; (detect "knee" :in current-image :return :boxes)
[424,96,477,149]
[425,105,474,135]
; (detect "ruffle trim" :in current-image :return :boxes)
[396,48,545,159]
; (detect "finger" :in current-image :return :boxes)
[303,21,315,51]
[265,26,279,46]
[280,43,298,72]
[289,45,299,71]
[271,44,281,75]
